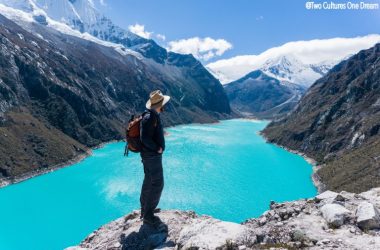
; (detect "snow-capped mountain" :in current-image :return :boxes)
[207,35,380,86]
[260,55,352,87]
[219,53,344,118]
[0,0,136,39]
[208,55,341,88]
[0,0,34,12]
[259,55,341,87]
[0,5,231,179]
[34,0,143,43]
[0,0,171,62]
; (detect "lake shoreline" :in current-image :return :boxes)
[259,131,325,194]
[0,119,224,188]
[0,118,323,194]
[0,140,122,189]
[0,149,91,188]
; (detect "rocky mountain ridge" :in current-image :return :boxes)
[263,43,380,193]
[224,70,306,119]
[221,55,347,119]
[0,13,231,181]
[0,0,194,65]
[67,188,380,250]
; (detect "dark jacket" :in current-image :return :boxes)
[140,109,165,156]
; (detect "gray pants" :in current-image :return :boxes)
[140,154,164,219]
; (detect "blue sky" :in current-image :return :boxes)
[96,0,380,62]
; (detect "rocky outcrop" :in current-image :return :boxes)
[263,43,380,193]
[67,188,380,250]
[224,70,306,119]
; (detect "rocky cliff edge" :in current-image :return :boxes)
[67,188,380,250]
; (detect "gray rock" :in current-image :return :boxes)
[291,230,308,242]
[68,188,380,250]
[335,193,349,202]
[356,201,380,230]
[315,190,338,202]
[258,216,267,225]
[178,218,252,249]
[321,238,331,244]
[320,203,350,228]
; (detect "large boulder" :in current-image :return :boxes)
[315,190,338,202]
[320,203,350,228]
[66,210,255,250]
[356,201,380,230]
[178,218,253,249]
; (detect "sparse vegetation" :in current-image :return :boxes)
[263,44,380,193]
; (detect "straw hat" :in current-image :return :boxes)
[146,90,171,109]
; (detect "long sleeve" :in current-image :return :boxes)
[140,113,160,152]
[158,122,165,151]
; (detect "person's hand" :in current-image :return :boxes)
[158,147,163,154]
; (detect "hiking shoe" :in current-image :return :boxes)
[143,215,162,228]
[140,208,161,220]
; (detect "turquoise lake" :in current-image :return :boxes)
[0,119,317,250]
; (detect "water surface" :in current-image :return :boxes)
[0,119,316,250]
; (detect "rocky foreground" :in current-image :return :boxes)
[67,188,380,250]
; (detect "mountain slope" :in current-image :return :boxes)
[0,0,231,113]
[0,0,192,65]
[263,44,380,192]
[0,14,230,181]
[214,55,339,119]
[224,70,306,119]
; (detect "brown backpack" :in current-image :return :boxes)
[124,111,157,156]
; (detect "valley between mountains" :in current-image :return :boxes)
[0,1,378,195]
[0,1,380,249]
[0,4,231,182]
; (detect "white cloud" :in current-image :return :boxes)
[167,37,232,61]
[126,25,232,62]
[156,34,166,41]
[127,24,166,42]
[128,23,152,39]
[99,0,106,6]
[206,34,380,84]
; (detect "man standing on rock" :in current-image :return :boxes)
[140,90,170,227]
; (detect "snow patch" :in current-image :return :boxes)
[0,3,143,60]
[17,33,24,40]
